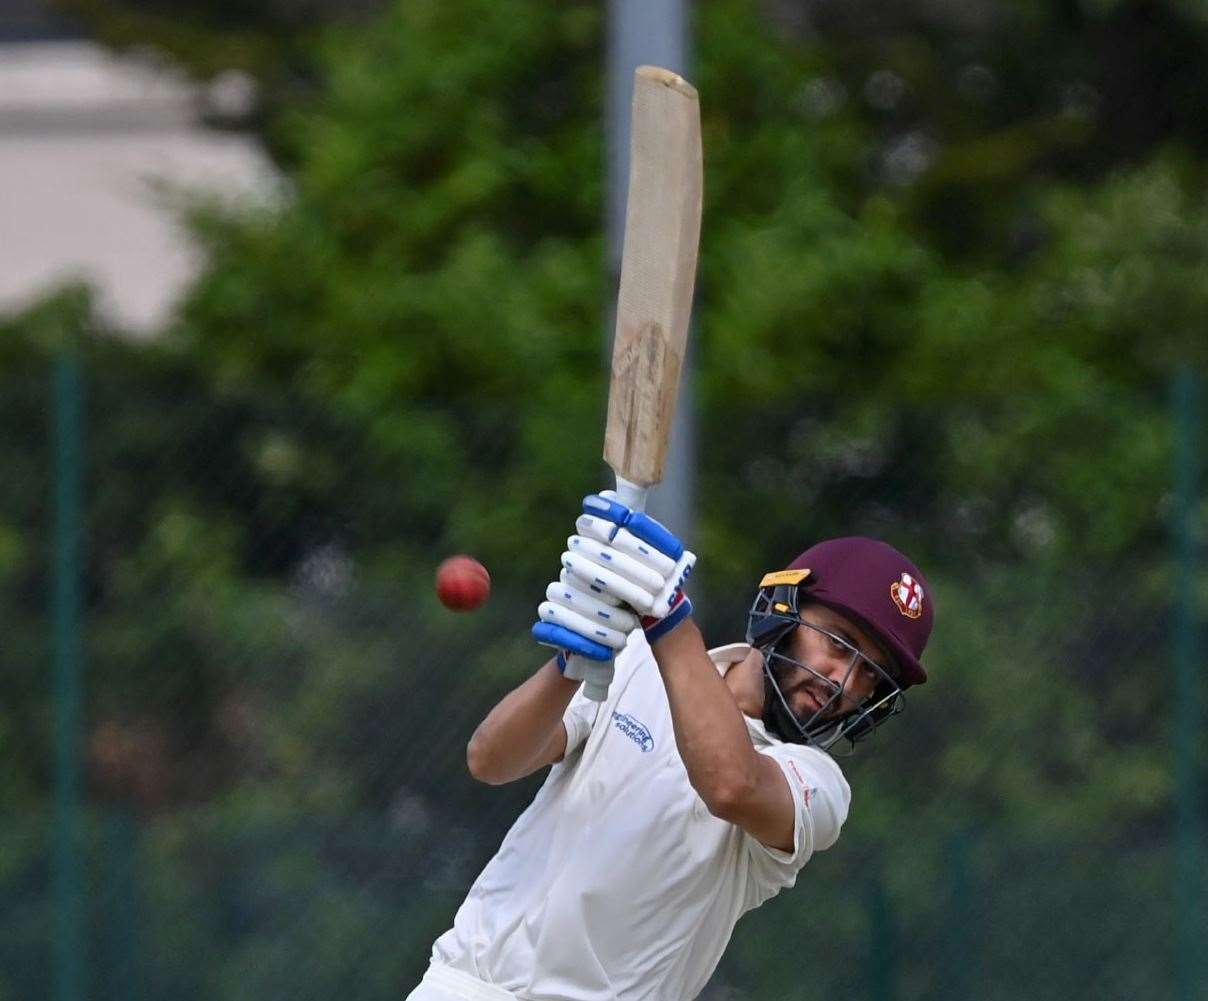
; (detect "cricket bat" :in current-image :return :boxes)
[604,66,703,515]
[560,67,701,700]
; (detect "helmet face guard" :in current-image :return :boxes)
[746,570,905,752]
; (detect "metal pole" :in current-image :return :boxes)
[867,863,895,1001]
[947,830,973,1001]
[607,0,694,538]
[53,351,86,1001]
[1172,365,1202,1001]
[103,809,139,1001]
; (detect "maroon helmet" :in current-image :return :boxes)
[746,537,934,748]
[788,537,933,687]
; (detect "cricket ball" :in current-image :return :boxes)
[436,555,491,612]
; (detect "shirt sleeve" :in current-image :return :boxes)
[744,744,851,892]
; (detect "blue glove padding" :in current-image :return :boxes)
[582,494,685,560]
[532,621,613,663]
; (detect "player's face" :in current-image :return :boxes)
[780,605,893,720]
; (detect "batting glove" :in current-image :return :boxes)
[560,492,696,643]
[532,557,640,701]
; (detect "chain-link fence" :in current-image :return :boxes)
[0,321,1201,1001]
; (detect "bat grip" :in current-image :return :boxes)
[613,476,649,513]
[596,477,647,705]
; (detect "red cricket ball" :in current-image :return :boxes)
[435,555,491,612]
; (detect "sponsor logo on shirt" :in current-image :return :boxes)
[611,711,655,752]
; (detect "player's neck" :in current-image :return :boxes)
[724,649,766,720]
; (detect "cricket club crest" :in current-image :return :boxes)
[891,573,925,619]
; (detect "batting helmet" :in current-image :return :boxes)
[745,537,934,749]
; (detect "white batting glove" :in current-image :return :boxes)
[561,492,696,626]
[532,568,640,701]
[532,491,696,700]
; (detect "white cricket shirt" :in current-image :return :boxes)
[430,635,851,1001]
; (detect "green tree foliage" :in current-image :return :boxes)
[761,0,1208,258]
[178,1,607,582]
[3,0,1207,997]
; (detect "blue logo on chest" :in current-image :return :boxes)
[611,712,655,753]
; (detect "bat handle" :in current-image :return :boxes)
[599,477,648,704]
[613,475,649,514]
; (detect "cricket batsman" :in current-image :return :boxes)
[406,491,934,1001]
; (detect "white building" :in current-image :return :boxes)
[0,5,278,333]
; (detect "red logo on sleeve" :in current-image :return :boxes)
[786,759,815,806]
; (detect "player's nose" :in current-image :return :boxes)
[822,664,854,700]
[817,656,847,683]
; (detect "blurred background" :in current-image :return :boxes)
[2,0,1206,998]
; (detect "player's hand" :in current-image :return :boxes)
[532,556,640,701]
[532,574,638,662]
[561,492,696,642]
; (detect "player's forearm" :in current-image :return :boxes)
[466,658,580,785]
[651,620,762,811]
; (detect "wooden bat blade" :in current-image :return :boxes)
[604,66,702,493]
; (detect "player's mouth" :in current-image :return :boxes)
[793,685,828,716]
